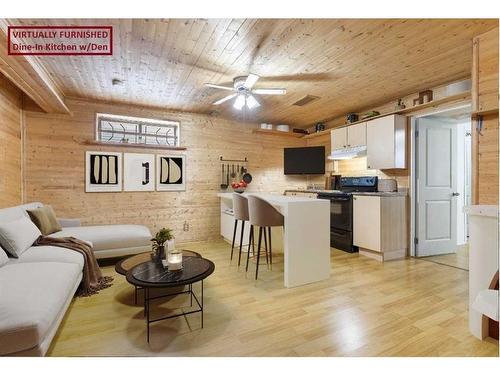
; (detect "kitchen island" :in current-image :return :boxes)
[218,192,331,288]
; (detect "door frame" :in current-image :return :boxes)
[409,104,471,257]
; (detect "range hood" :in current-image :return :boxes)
[328,145,367,160]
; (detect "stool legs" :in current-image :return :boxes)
[245,225,254,272]
[245,226,274,279]
[230,219,238,261]
[255,227,263,280]
[268,227,273,270]
[263,228,269,266]
[237,221,246,266]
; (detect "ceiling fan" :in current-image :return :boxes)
[205,74,286,110]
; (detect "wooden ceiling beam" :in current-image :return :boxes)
[0,20,69,114]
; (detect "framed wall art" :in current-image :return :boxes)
[123,153,155,192]
[85,151,122,192]
[156,154,186,191]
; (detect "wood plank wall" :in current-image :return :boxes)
[0,73,22,208]
[472,27,499,205]
[23,98,308,241]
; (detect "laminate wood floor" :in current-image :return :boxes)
[47,240,498,357]
[421,244,469,271]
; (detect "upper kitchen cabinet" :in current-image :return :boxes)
[331,122,367,150]
[366,114,406,170]
[472,28,499,114]
[331,127,347,151]
[347,122,367,147]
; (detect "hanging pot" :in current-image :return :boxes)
[242,172,252,184]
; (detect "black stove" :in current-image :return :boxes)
[317,176,378,252]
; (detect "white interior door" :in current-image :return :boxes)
[416,117,458,256]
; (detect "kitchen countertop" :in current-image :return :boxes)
[284,189,407,197]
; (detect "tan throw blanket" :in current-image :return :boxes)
[34,236,113,297]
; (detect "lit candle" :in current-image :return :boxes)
[168,251,183,270]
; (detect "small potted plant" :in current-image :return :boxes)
[151,228,174,262]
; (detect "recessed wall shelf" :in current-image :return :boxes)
[304,92,471,140]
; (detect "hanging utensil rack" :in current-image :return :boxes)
[219,156,248,163]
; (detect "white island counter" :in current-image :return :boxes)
[218,192,331,288]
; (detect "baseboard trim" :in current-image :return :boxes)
[359,247,406,262]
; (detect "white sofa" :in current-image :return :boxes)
[0,202,152,356]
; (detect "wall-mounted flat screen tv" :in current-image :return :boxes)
[284,146,325,175]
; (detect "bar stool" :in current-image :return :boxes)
[246,195,284,280]
[231,193,251,266]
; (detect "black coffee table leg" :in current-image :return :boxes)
[144,280,205,342]
[201,280,204,328]
[146,288,150,343]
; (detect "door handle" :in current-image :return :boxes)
[451,192,460,197]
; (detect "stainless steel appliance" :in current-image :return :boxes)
[317,176,378,252]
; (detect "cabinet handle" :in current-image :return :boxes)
[343,145,346,148]
[347,144,351,147]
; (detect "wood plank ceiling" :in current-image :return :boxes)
[8,18,498,127]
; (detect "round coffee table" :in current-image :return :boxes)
[126,256,215,342]
[115,250,202,305]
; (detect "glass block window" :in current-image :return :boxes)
[96,113,180,147]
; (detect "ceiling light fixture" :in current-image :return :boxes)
[246,94,260,109]
[233,94,246,110]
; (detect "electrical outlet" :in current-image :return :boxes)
[183,222,189,232]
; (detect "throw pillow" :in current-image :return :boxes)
[0,216,42,258]
[27,205,62,235]
[0,246,8,267]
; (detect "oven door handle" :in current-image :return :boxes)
[331,197,351,202]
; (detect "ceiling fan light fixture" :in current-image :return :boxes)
[233,94,246,110]
[246,94,260,109]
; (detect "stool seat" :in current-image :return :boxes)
[247,195,284,227]
[233,193,249,221]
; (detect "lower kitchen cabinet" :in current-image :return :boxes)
[353,194,407,261]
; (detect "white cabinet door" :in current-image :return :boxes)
[366,115,406,169]
[353,195,381,251]
[331,127,347,151]
[347,122,367,147]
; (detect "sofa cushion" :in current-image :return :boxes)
[9,246,84,271]
[0,202,43,224]
[51,225,151,252]
[27,205,62,235]
[0,216,42,258]
[0,262,81,355]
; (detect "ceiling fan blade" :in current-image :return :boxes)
[205,83,235,91]
[244,74,260,89]
[213,93,237,105]
[252,88,287,95]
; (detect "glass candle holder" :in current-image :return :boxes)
[167,240,182,270]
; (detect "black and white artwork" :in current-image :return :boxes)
[85,151,122,192]
[123,153,155,192]
[156,154,186,191]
